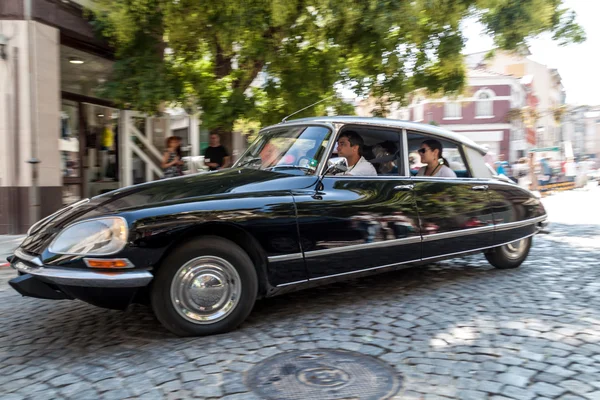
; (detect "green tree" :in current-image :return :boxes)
[91,0,585,135]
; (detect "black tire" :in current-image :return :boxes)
[484,237,532,269]
[151,236,258,336]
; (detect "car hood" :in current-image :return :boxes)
[86,168,317,214]
[18,168,317,255]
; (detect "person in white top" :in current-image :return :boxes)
[335,131,377,176]
[416,139,457,178]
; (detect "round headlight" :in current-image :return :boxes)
[49,217,128,256]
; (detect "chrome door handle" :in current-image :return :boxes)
[471,185,488,191]
[394,184,414,191]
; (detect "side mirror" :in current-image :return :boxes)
[326,157,348,174]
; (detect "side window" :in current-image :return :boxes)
[465,146,494,178]
[330,126,403,176]
[407,131,471,178]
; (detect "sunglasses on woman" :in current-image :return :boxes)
[418,148,429,154]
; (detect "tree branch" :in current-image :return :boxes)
[214,40,232,79]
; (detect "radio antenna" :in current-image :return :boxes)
[281,94,337,123]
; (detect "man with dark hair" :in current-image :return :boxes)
[203,133,231,171]
[336,130,377,176]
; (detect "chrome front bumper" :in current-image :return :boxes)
[11,249,153,288]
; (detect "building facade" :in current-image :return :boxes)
[0,0,208,234]
[356,69,529,162]
[466,48,565,150]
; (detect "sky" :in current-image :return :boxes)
[462,0,600,106]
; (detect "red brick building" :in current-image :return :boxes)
[406,69,529,162]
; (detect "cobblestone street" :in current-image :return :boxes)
[1,186,599,400]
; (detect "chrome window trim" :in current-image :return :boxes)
[273,117,487,154]
[267,253,304,262]
[401,128,409,177]
[11,261,153,288]
[460,143,475,178]
[422,225,495,242]
[304,236,422,258]
[14,248,43,267]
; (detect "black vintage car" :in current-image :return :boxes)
[9,117,548,336]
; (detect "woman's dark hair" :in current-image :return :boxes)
[422,139,450,167]
[165,136,178,149]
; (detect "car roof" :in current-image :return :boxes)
[262,116,487,155]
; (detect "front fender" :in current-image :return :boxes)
[125,192,307,287]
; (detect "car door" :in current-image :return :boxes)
[407,131,495,260]
[293,127,421,279]
[412,177,494,259]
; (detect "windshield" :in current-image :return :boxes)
[234,125,332,175]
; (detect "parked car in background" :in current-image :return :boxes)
[9,117,548,336]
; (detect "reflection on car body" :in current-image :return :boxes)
[9,117,548,337]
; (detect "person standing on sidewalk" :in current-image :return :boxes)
[162,136,184,178]
[203,133,231,171]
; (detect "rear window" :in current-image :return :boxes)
[465,147,494,178]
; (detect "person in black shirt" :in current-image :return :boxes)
[203,133,231,171]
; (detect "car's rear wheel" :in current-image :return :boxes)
[484,237,532,269]
[151,236,258,336]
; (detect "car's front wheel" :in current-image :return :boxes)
[484,237,532,269]
[151,236,258,336]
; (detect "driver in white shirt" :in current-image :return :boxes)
[335,131,377,176]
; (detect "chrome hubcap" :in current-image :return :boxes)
[502,239,527,260]
[170,256,241,324]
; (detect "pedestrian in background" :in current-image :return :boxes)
[162,136,184,178]
[528,152,538,191]
[204,133,231,171]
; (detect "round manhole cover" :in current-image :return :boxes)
[246,349,402,400]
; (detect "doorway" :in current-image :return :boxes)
[60,94,121,204]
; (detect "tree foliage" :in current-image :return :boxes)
[91,0,585,131]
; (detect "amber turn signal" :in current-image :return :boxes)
[83,258,133,269]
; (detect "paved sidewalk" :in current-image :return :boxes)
[0,235,25,264]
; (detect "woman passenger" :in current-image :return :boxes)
[416,139,457,178]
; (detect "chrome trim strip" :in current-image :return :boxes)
[14,248,43,267]
[422,225,495,242]
[276,279,309,287]
[275,227,545,289]
[304,236,422,258]
[316,124,341,177]
[495,215,547,232]
[420,232,538,262]
[267,253,304,262]
[11,261,153,288]
[309,259,416,282]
